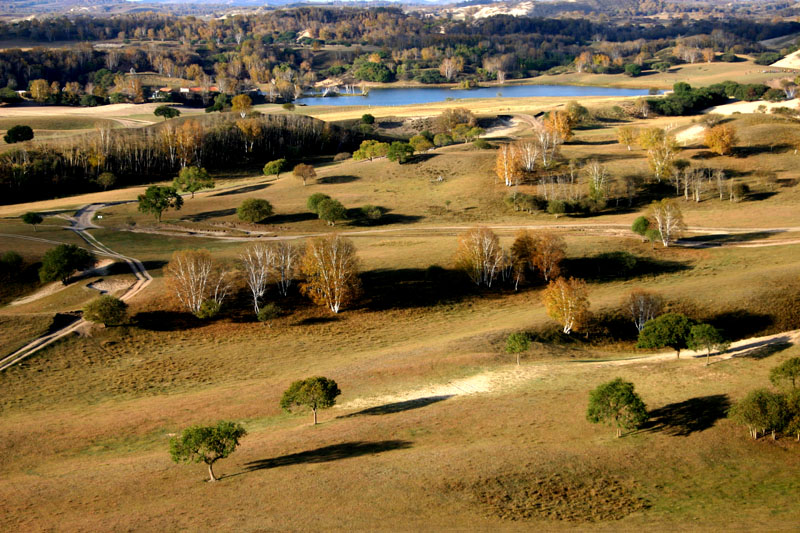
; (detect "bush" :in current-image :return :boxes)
[39,244,95,284]
[83,295,128,326]
[4,125,34,144]
[547,200,566,216]
[763,88,786,102]
[755,52,782,65]
[433,133,453,147]
[333,152,351,161]
[282,102,295,111]
[307,193,332,214]
[586,378,648,437]
[237,198,274,223]
[409,134,434,152]
[195,299,221,319]
[361,113,375,124]
[472,138,491,150]
[257,302,281,323]
[632,216,650,237]
[624,63,642,77]
[0,251,23,281]
[360,204,383,221]
[731,182,749,201]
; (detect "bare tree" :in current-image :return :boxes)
[273,241,300,296]
[514,139,540,173]
[300,234,360,314]
[649,199,686,247]
[455,227,506,288]
[165,250,232,315]
[625,289,664,332]
[240,243,276,314]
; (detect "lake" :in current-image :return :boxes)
[295,84,656,107]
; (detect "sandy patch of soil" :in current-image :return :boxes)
[675,124,706,145]
[8,259,115,306]
[704,98,799,115]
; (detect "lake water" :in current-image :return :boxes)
[295,84,656,107]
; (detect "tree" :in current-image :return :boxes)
[165,250,232,316]
[292,163,316,186]
[240,243,275,314]
[532,232,565,282]
[300,234,360,314]
[704,124,737,156]
[231,94,252,118]
[280,376,341,425]
[586,378,648,437]
[506,332,531,365]
[317,198,347,226]
[509,230,537,290]
[237,198,273,223]
[636,313,693,358]
[730,389,787,440]
[137,186,183,222]
[542,277,589,334]
[173,166,214,199]
[169,421,246,482]
[353,140,389,161]
[263,158,287,178]
[272,241,300,296]
[409,134,433,152]
[455,227,505,288]
[154,105,180,121]
[688,323,728,365]
[361,113,375,124]
[96,172,117,191]
[29,79,51,103]
[387,141,414,164]
[649,199,685,247]
[770,357,800,390]
[544,110,573,142]
[439,56,464,81]
[83,295,128,326]
[625,289,664,333]
[616,126,637,151]
[4,125,34,144]
[21,212,43,232]
[631,216,650,239]
[624,63,642,77]
[39,244,95,285]
[307,193,332,214]
[495,144,518,187]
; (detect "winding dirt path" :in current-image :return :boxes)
[0,204,152,371]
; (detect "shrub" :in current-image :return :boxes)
[433,133,453,147]
[547,200,566,217]
[39,244,95,284]
[472,138,491,150]
[754,52,782,65]
[409,134,434,152]
[360,204,383,221]
[83,295,128,326]
[632,216,650,237]
[282,102,295,111]
[4,124,34,144]
[195,299,221,319]
[333,152,351,161]
[361,113,375,124]
[237,198,273,223]
[257,302,281,323]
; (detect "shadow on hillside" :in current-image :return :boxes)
[735,143,793,157]
[563,254,689,282]
[267,212,317,224]
[209,183,271,197]
[183,208,237,222]
[707,310,774,340]
[360,266,475,311]
[734,339,793,360]
[317,174,359,184]
[293,316,339,326]
[133,310,203,331]
[338,395,452,418]
[242,440,412,473]
[346,208,424,227]
[678,230,781,246]
[641,394,730,436]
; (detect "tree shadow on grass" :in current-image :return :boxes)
[242,440,412,473]
[183,208,237,222]
[338,395,452,418]
[133,310,203,331]
[640,394,730,436]
[734,340,793,360]
[679,231,781,246]
[707,310,774,340]
[268,212,317,225]
[317,175,360,184]
[563,254,689,282]
[360,267,475,311]
[293,316,339,326]
[209,183,271,197]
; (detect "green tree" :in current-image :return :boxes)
[386,141,414,164]
[263,158,288,178]
[317,198,347,226]
[409,134,434,152]
[4,124,34,144]
[770,357,800,390]
[137,186,183,222]
[352,140,389,161]
[785,390,800,440]
[21,212,43,232]
[83,295,128,326]
[154,105,181,121]
[39,244,95,285]
[636,313,693,358]
[169,421,247,482]
[280,376,341,425]
[506,332,531,365]
[237,198,273,223]
[307,193,332,214]
[730,389,788,440]
[433,133,453,147]
[624,63,642,77]
[631,216,650,238]
[173,166,214,199]
[361,113,375,124]
[644,229,661,249]
[687,323,728,365]
[96,172,117,191]
[586,378,648,437]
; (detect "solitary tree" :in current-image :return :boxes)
[454,227,505,288]
[317,198,347,226]
[293,163,317,186]
[730,389,787,440]
[83,295,128,326]
[39,244,95,285]
[542,277,590,335]
[770,357,800,389]
[263,158,288,178]
[231,94,253,118]
[137,186,183,222]
[169,421,247,482]
[237,198,273,223]
[173,166,214,199]
[631,216,650,240]
[300,234,360,314]
[154,105,181,121]
[704,124,737,156]
[625,289,664,333]
[649,199,685,247]
[280,376,341,425]
[96,172,117,191]
[586,378,648,437]
[21,212,43,232]
[636,313,693,358]
[687,323,728,365]
[4,124,34,144]
[506,332,531,365]
[387,141,415,164]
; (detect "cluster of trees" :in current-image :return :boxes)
[636,311,728,363]
[307,193,347,226]
[730,357,800,440]
[0,113,362,204]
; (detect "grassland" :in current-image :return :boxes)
[2,80,800,529]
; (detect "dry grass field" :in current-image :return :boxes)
[2,76,800,529]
